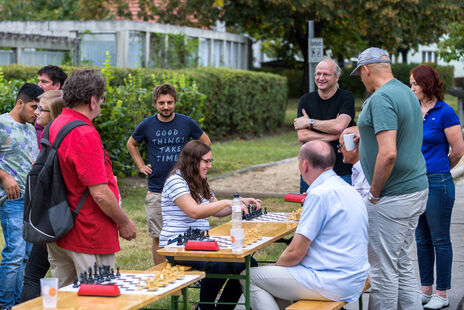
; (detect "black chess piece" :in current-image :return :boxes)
[111,268,115,279]
[116,267,121,277]
[264,207,268,214]
[73,277,80,288]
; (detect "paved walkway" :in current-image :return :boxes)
[346,178,464,310]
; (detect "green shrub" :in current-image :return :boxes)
[341,63,455,97]
[0,64,287,176]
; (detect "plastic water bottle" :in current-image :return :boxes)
[231,193,242,229]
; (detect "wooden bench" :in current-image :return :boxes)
[286,279,370,310]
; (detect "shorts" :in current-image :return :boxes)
[145,191,162,238]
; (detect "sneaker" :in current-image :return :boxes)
[421,292,432,304]
[424,294,449,309]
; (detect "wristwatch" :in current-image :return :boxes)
[309,119,315,130]
[368,191,380,202]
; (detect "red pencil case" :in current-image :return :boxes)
[284,193,307,203]
[77,283,120,296]
[185,240,219,251]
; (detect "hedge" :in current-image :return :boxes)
[0,64,287,176]
[256,63,455,99]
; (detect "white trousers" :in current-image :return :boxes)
[366,189,428,310]
[237,265,329,310]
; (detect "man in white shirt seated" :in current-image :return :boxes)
[242,140,369,310]
[339,127,370,199]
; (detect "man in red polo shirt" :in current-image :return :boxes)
[46,69,137,287]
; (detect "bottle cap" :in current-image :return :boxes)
[233,193,240,198]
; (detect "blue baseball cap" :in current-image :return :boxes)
[350,47,391,76]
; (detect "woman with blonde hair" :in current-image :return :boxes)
[21,89,65,302]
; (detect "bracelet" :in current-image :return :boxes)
[368,191,380,202]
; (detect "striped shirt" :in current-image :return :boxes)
[159,172,211,247]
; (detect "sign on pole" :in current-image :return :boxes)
[309,38,323,63]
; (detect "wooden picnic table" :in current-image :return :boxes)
[158,220,299,309]
[12,270,205,310]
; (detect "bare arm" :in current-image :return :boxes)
[126,136,152,175]
[174,194,232,219]
[297,129,339,143]
[198,132,212,146]
[294,109,352,135]
[275,233,311,267]
[445,125,464,169]
[0,169,20,200]
[369,130,397,198]
[88,183,137,240]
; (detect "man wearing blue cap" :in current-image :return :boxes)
[351,47,428,309]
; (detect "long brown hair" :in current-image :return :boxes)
[169,140,212,203]
[410,64,444,101]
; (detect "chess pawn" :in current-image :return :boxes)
[179,266,185,278]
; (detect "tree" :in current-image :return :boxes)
[439,22,464,62]
[144,0,461,93]
[0,0,131,20]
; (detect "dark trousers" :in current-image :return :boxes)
[170,257,258,310]
[20,244,50,302]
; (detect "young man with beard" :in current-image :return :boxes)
[0,83,43,308]
[127,83,211,265]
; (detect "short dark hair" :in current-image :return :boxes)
[16,83,44,104]
[410,64,444,101]
[62,69,106,108]
[300,141,335,170]
[153,83,177,104]
[38,65,67,88]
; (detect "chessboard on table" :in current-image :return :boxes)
[60,264,200,296]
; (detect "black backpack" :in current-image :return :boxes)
[23,120,90,244]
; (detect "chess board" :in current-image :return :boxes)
[165,236,273,250]
[242,212,298,223]
[60,273,200,295]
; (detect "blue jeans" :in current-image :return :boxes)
[300,174,351,193]
[0,196,32,307]
[415,173,454,291]
[169,257,258,309]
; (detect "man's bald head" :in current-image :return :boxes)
[300,141,335,170]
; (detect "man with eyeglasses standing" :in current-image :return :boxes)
[35,65,67,146]
[46,69,137,288]
[294,58,355,193]
[127,83,211,265]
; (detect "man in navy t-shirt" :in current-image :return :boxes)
[127,83,211,265]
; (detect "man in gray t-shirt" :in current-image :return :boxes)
[351,47,428,309]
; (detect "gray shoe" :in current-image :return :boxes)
[421,292,432,305]
[424,294,449,309]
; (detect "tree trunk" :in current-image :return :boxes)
[400,48,409,63]
[337,54,344,68]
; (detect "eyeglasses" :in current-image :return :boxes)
[314,72,334,78]
[37,106,50,113]
[201,158,214,164]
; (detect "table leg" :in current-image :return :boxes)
[182,287,189,310]
[245,256,251,310]
[171,295,179,310]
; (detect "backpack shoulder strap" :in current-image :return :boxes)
[50,120,91,219]
[52,120,89,149]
